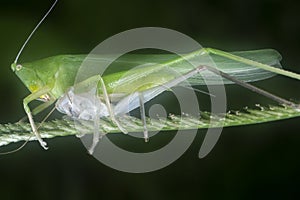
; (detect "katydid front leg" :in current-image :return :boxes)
[23,87,51,149]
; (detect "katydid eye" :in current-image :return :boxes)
[16,64,23,71]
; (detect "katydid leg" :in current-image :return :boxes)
[97,75,128,134]
[203,48,300,81]
[23,87,51,149]
[205,65,299,108]
[88,104,101,155]
[138,92,148,142]
[32,98,56,116]
[18,99,54,123]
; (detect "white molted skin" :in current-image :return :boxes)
[56,87,109,120]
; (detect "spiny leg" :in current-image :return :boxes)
[157,63,298,110]
[138,92,148,142]
[205,65,299,108]
[23,87,51,149]
[145,61,298,159]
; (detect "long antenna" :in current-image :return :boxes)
[14,0,58,64]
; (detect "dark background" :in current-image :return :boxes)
[1,0,300,199]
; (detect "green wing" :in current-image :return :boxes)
[81,49,282,85]
[25,49,282,93]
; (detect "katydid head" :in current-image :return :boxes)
[11,62,45,94]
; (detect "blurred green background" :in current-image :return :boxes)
[1,0,300,199]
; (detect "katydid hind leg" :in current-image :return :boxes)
[204,48,300,81]
[205,65,299,108]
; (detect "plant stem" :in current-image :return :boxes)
[0,105,299,147]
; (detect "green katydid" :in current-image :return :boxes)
[11,0,300,151]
